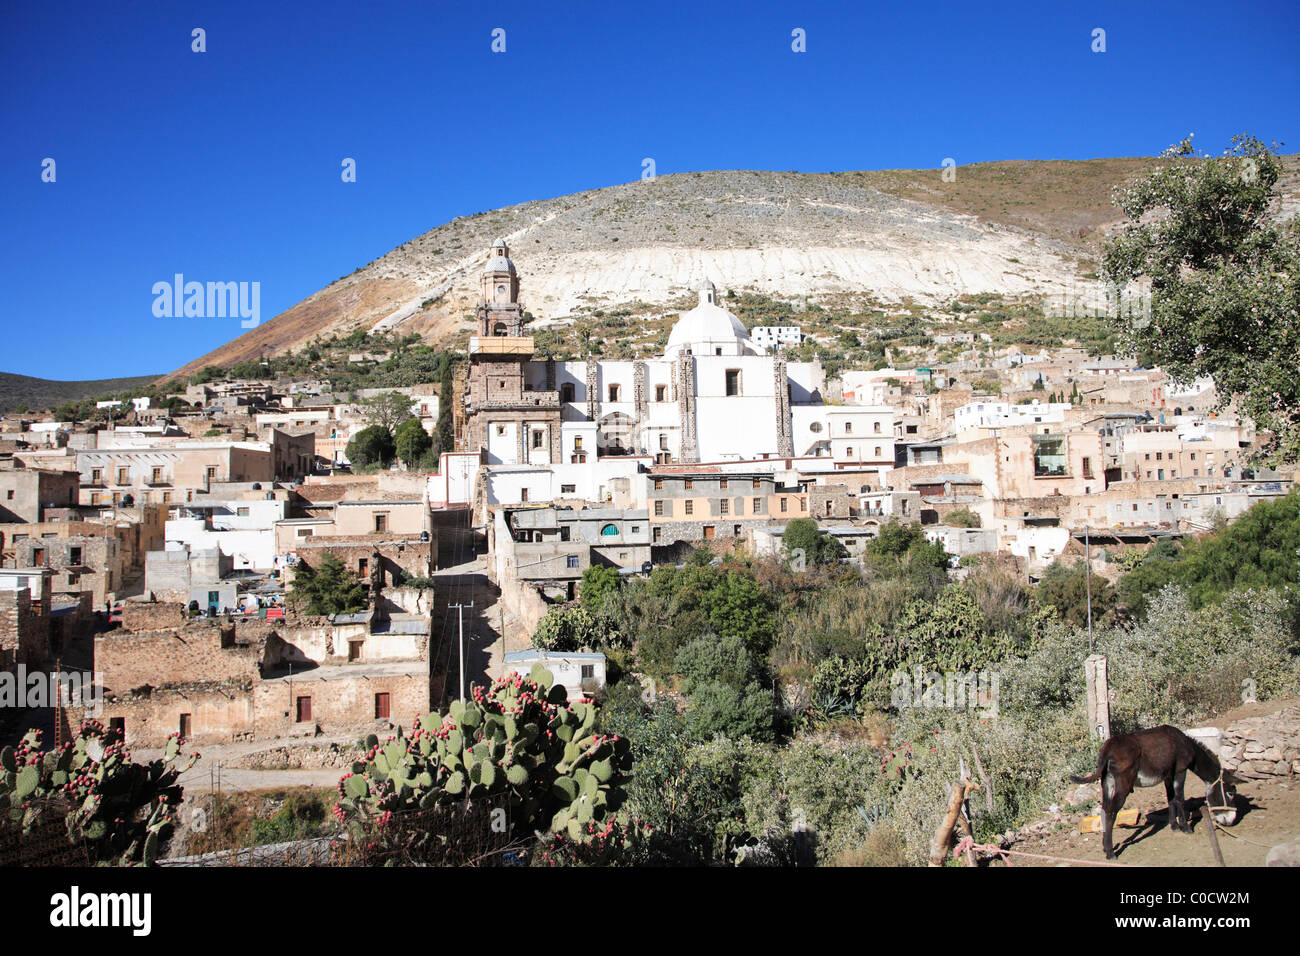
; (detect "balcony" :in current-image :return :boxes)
[469,336,535,356]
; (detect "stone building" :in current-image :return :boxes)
[0,457,80,523]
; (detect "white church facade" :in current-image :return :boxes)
[464,241,894,475]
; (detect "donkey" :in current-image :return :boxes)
[1072,725,1235,859]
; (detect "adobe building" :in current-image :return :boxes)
[88,590,433,747]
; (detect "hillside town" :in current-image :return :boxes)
[0,237,1292,763]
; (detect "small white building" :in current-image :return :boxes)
[504,649,606,701]
[750,326,804,350]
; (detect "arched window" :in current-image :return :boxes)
[493,322,507,336]
[600,524,619,536]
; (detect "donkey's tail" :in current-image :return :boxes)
[1070,769,1102,784]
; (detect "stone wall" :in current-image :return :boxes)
[95,621,261,694]
[1218,707,1300,780]
[253,669,430,738]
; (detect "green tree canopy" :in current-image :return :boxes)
[1102,134,1300,464]
[782,517,848,568]
[346,424,396,468]
[290,553,367,616]
[393,417,432,465]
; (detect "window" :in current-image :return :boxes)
[4,490,11,500]
[566,555,580,569]
[780,498,788,513]
[573,437,583,449]
[653,478,664,490]
[659,434,668,450]
[178,714,192,740]
[151,467,163,484]
[358,558,368,576]
[654,500,664,516]
[532,430,544,449]
[374,514,388,533]
[1082,457,1094,479]
[296,696,312,723]
[560,383,575,402]
[719,500,730,515]
[374,693,390,719]
[561,484,576,494]
[684,479,693,489]
[652,527,662,542]
[719,478,728,489]
[752,478,760,489]
[117,468,129,485]
[733,525,742,537]
[655,385,667,402]
[725,370,741,396]
[600,523,619,536]
[520,488,529,503]
[845,422,853,434]
[703,526,715,539]
[496,425,506,436]
[608,384,621,402]
[1032,436,1068,477]
[237,506,250,517]
[874,421,881,433]
[349,640,363,662]
[752,497,761,512]
[91,468,102,483]
[874,446,882,457]
[684,500,694,515]
[32,548,45,566]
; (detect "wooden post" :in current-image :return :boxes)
[1085,654,1111,741]
[929,775,980,866]
[1201,805,1226,867]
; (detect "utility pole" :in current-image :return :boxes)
[1084,525,1094,652]
[449,600,474,703]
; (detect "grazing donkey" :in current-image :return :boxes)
[1072,725,1235,859]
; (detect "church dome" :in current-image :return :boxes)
[484,238,516,274]
[665,284,761,358]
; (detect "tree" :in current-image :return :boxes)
[531,604,605,652]
[359,390,415,433]
[1103,134,1300,464]
[290,553,367,615]
[580,565,621,607]
[782,517,847,568]
[435,357,455,459]
[346,424,396,468]
[1036,558,1116,630]
[394,418,432,465]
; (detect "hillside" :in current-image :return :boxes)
[0,372,161,415]
[166,155,1300,381]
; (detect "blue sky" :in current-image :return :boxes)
[2,1,1296,380]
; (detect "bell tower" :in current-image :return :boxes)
[465,241,562,464]
[479,238,523,334]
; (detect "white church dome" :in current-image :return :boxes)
[665,283,763,358]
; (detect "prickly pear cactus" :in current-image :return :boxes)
[335,665,635,845]
[0,721,198,865]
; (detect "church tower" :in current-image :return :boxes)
[464,241,562,465]
[477,238,525,335]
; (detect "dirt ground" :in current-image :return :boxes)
[1008,697,1300,867]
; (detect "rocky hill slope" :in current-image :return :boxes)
[167,156,1300,381]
